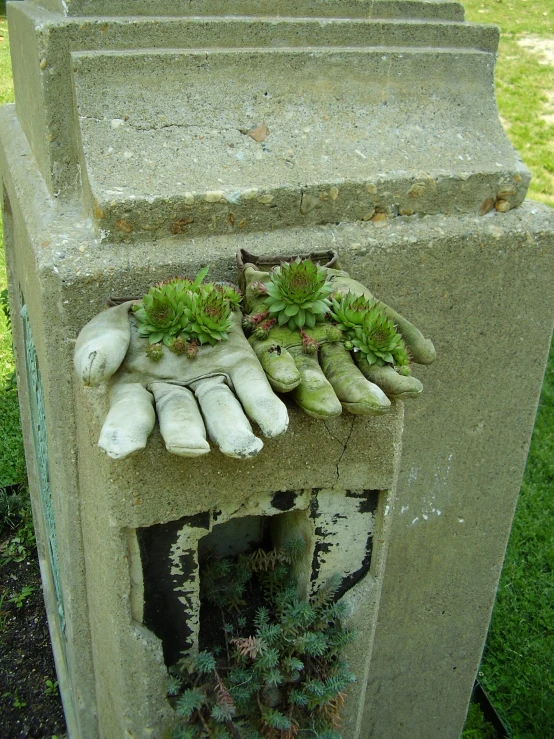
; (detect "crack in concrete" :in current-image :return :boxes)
[129,122,185,132]
[323,415,355,480]
[127,122,243,135]
[80,116,243,135]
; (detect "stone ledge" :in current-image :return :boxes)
[9,0,499,196]
[28,0,466,22]
[71,46,526,241]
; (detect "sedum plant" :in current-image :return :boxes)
[330,293,411,374]
[263,259,334,331]
[169,539,356,739]
[132,266,241,358]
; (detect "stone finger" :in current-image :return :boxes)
[379,302,436,365]
[191,376,264,459]
[98,381,155,459]
[229,358,289,438]
[355,356,423,400]
[74,301,133,386]
[319,343,391,415]
[250,337,301,393]
[288,349,342,419]
[150,382,210,457]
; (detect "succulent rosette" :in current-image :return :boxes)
[132,283,186,346]
[184,285,236,346]
[213,282,242,310]
[330,292,411,373]
[132,266,241,358]
[263,258,334,331]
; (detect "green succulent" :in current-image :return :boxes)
[183,285,235,346]
[171,538,355,737]
[329,292,368,331]
[132,266,241,358]
[263,258,333,331]
[145,342,164,362]
[330,292,411,371]
[132,283,187,346]
[213,282,242,309]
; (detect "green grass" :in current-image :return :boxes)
[462,3,554,735]
[478,346,554,737]
[465,0,554,206]
[0,18,22,490]
[462,703,497,739]
[0,3,552,737]
[0,15,12,105]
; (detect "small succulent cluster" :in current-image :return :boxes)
[132,267,241,359]
[299,329,320,355]
[242,311,277,341]
[262,259,334,331]
[169,539,356,739]
[330,293,411,374]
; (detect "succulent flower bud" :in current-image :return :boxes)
[243,311,270,335]
[252,318,277,341]
[146,343,164,361]
[326,325,342,343]
[185,340,199,358]
[300,330,319,355]
[249,281,268,297]
[252,327,269,340]
[170,337,188,355]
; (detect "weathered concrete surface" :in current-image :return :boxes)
[72,45,525,243]
[0,99,405,737]
[28,0,466,21]
[3,87,553,735]
[9,1,511,213]
[2,0,554,737]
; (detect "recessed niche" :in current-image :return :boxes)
[136,489,380,667]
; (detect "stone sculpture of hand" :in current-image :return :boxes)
[73,274,289,460]
[238,249,436,419]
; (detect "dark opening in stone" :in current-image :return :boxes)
[138,513,209,666]
[137,491,377,669]
[198,515,273,654]
[271,490,297,511]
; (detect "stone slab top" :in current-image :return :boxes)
[8,0,502,202]
[73,45,528,242]
[27,0,465,22]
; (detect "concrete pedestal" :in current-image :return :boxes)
[2,0,553,737]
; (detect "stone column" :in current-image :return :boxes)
[1,0,553,737]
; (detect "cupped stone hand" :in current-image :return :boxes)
[73,283,289,460]
[237,249,436,419]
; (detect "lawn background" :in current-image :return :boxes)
[0,2,552,738]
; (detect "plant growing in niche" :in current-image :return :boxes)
[132,266,242,359]
[168,539,356,739]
